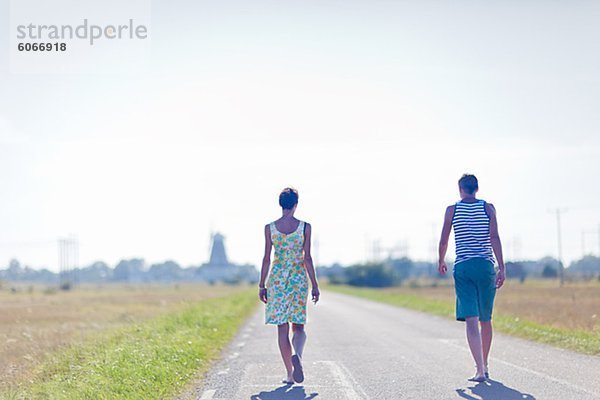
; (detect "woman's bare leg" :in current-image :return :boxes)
[480,320,493,373]
[277,323,293,382]
[291,323,307,358]
[465,316,486,379]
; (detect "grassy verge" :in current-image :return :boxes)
[328,285,600,356]
[8,288,257,400]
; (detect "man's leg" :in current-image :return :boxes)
[477,260,497,376]
[465,316,486,379]
[480,320,493,373]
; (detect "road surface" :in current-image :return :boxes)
[189,291,600,400]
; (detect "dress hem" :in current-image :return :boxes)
[265,320,307,325]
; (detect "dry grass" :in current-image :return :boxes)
[377,279,600,333]
[0,283,244,391]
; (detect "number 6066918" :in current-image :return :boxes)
[17,42,66,51]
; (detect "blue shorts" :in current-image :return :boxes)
[453,258,497,322]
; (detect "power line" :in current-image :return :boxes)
[58,235,79,289]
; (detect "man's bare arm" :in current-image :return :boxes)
[438,205,454,275]
[487,203,506,289]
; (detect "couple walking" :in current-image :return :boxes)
[257,174,506,385]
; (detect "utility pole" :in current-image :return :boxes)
[364,234,370,263]
[552,208,567,286]
[513,236,522,261]
[398,239,409,259]
[73,234,79,285]
[509,237,515,262]
[372,239,381,262]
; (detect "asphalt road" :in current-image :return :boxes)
[190,291,600,400]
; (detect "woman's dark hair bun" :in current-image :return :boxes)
[279,187,299,210]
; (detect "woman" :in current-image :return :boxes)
[258,187,320,385]
[438,174,506,382]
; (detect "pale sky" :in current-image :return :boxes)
[1,1,599,271]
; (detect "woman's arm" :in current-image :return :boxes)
[258,224,272,303]
[303,223,320,303]
[486,203,506,288]
[438,205,454,275]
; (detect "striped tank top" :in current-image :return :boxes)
[452,199,495,265]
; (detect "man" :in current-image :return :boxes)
[438,174,506,382]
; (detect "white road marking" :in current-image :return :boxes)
[240,384,360,388]
[228,352,239,360]
[199,389,216,400]
[217,368,229,375]
[438,338,600,398]
[233,360,369,398]
[237,341,246,347]
[491,357,600,398]
[318,361,369,400]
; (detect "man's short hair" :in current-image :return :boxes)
[458,174,478,195]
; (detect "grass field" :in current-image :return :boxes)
[0,284,257,399]
[328,279,600,356]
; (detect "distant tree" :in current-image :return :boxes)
[506,262,527,283]
[568,256,600,277]
[516,257,560,278]
[35,268,59,283]
[542,264,558,278]
[76,261,112,282]
[0,259,58,283]
[113,259,146,282]
[147,261,182,282]
[238,264,259,283]
[411,261,437,277]
[328,274,347,285]
[387,257,413,280]
[346,263,400,288]
[8,259,22,276]
[317,264,347,285]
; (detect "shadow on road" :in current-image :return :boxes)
[456,379,536,400]
[250,383,318,400]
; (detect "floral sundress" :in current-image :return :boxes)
[265,220,309,325]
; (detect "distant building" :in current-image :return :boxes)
[208,233,228,266]
[195,233,257,283]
